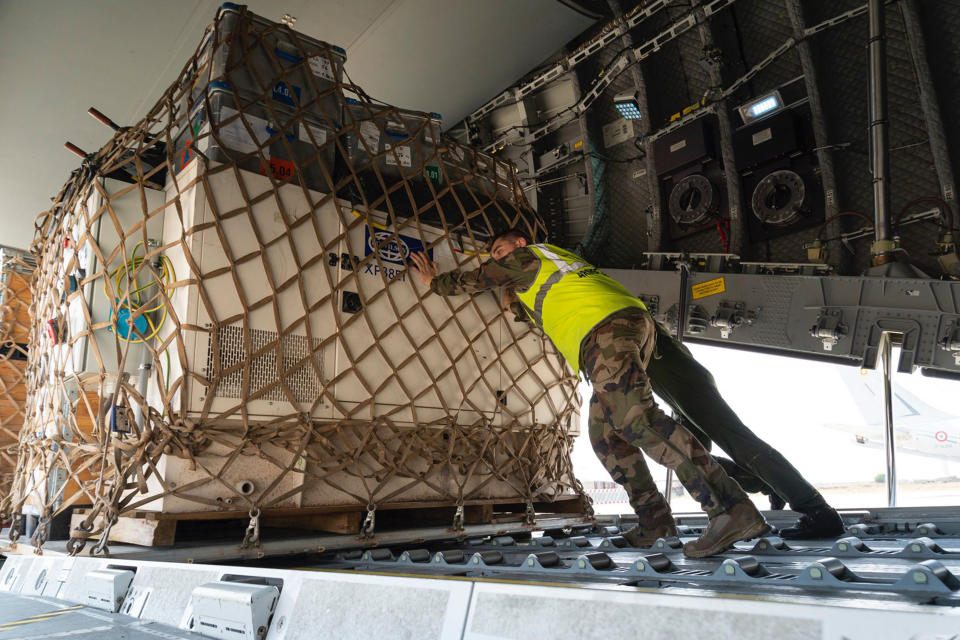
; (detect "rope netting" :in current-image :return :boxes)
[0,251,33,506]
[3,4,586,552]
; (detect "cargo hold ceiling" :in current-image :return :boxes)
[0,0,595,251]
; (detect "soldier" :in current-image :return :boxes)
[409,229,771,557]
[645,322,845,539]
[493,238,844,540]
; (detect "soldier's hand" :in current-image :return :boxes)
[500,287,518,312]
[409,251,439,287]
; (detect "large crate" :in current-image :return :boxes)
[129,161,576,513]
[340,98,443,217]
[10,2,580,541]
[181,2,345,124]
[173,83,337,193]
[433,145,519,227]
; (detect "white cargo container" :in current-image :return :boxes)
[124,161,576,512]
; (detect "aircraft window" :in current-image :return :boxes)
[571,343,960,513]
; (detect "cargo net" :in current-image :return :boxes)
[0,252,33,507]
[4,4,586,552]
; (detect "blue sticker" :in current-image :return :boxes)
[364,227,431,266]
[272,81,301,106]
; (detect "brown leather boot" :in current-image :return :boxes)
[622,520,678,547]
[682,501,770,558]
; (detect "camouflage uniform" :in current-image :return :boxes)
[431,247,541,296]
[431,249,749,522]
[580,307,746,521]
[479,253,825,511]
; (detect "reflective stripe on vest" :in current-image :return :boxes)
[516,244,646,372]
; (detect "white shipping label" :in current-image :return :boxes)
[216,107,268,155]
[300,123,327,145]
[752,128,773,146]
[359,120,381,151]
[385,144,412,167]
[669,139,687,153]
[309,55,335,82]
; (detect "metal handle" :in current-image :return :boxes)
[274,47,302,63]
[64,141,87,158]
[385,130,410,141]
[88,107,119,131]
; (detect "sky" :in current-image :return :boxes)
[571,341,960,492]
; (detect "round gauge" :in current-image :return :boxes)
[668,174,716,226]
[751,169,806,226]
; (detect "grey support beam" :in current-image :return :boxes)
[880,332,898,507]
[663,259,692,505]
[608,263,960,375]
[784,0,845,272]
[567,68,596,249]
[692,0,745,255]
[899,0,958,207]
[868,0,894,254]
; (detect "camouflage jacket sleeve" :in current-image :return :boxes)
[430,247,540,295]
[508,300,535,325]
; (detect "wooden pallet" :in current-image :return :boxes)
[69,496,588,547]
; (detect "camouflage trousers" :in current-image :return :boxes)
[581,307,748,522]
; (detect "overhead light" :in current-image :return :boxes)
[614,91,643,120]
[738,91,783,124]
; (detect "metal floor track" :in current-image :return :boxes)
[1,507,959,639]
[318,523,960,605]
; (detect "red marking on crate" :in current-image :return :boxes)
[265,157,296,181]
[180,140,194,171]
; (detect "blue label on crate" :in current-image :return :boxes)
[272,82,301,106]
[364,227,431,266]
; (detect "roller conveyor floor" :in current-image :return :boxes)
[2,507,960,639]
[298,512,960,607]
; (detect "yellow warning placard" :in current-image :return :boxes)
[691,277,726,300]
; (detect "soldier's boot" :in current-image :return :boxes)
[779,503,845,539]
[622,516,678,547]
[683,501,771,558]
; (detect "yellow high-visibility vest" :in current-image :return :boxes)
[515,244,646,372]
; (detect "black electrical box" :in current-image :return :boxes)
[736,108,825,243]
[653,118,714,175]
[655,116,730,245]
[733,111,800,170]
